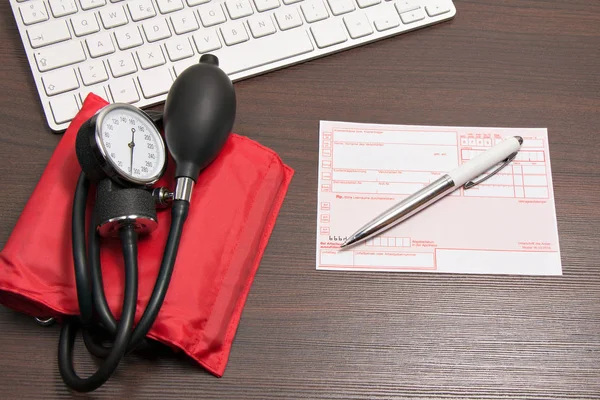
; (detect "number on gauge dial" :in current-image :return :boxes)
[98,107,165,183]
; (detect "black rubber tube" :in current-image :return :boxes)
[71,173,93,324]
[82,326,111,358]
[128,199,188,347]
[87,200,189,351]
[60,173,189,391]
[58,225,139,392]
[89,208,117,333]
[81,207,113,359]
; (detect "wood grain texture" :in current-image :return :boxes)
[1,0,599,398]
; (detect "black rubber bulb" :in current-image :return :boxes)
[163,54,236,181]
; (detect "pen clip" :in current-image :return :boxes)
[463,152,519,190]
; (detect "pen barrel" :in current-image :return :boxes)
[448,136,522,187]
[354,175,455,242]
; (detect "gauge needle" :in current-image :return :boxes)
[129,127,136,174]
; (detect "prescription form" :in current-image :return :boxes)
[316,121,562,275]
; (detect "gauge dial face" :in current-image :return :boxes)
[96,106,166,185]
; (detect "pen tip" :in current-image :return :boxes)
[339,237,357,249]
[515,136,523,145]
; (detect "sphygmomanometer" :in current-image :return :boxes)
[58,54,236,392]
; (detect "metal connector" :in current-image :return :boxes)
[151,186,174,208]
[174,177,194,202]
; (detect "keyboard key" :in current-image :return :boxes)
[426,1,451,17]
[187,0,211,5]
[137,44,166,68]
[343,13,372,39]
[108,53,138,77]
[225,0,254,19]
[34,41,86,72]
[79,85,109,103]
[374,14,399,31]
[109,78,140,103]
[253,0,280,12]
[282,0,302,4]
[80,0,106,10]
[49,94,79,124]
[301,0,329,23]
[371,4,401,31]
[49,0,78,17]
[356,0,380,8]
[100,5,129,28]
[171,10,199,34]
[310,19,347,48]
[215,29,313,75]
[19,1,49,25]
[114,26,144,49]
[157,0,184,14]
[137,67,173,98]
[87,33,116,57]
[193,30,222,53]
[248,15,277,38]
[274,8,303,30]
[395,0,420,14]
[71,13,100,37]
[143,18,172,42]
[399,7,425,24]
[42,68,80,96]
[164,37,194,61]
[79,60,109,85]
[27,20,71,48]
[327,0,355,16]
[220,22,249,46]
[128,0,157,21]
[197,4,227,27]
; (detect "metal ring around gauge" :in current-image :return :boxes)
[91,103,168,187]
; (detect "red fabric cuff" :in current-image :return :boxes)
[0,94,293,377]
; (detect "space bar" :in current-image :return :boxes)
[215,30,315,76]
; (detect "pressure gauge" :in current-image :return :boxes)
[76,103,167,187]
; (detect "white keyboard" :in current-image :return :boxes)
[10,0,456,132]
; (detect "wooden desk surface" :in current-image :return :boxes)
[1,0,599,398]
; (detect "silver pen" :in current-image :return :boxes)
[340,136,523,248]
